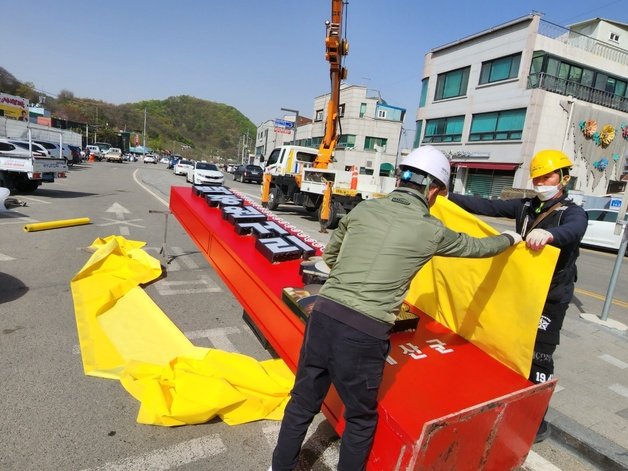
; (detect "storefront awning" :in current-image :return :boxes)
[453,162,519,171]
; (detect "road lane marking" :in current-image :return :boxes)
[0,252,16,261]
[609,384,628,398]
[575,287,628,309]
[0,216,38,225]
[599,354,628,369]
[20,196,51,204]
[523,450,562,471]
[81,435,226,471]
[171,246,199,269]
[97,217,145,228]
[133,168,169,207]
[184,327,241,352]
[263,422,339,469]
[155,277,222,296]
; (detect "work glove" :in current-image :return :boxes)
[526,228,553,250]
[501,230,522,246]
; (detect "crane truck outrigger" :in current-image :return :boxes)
[260,0,396,231]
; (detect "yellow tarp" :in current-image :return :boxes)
[70,235,293,426]
[405,197,559,378]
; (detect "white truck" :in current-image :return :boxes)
[0,139,68,193]
[263,144,397,229]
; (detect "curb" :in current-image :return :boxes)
[546,408,628,470]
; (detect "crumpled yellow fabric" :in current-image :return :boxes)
[405,197,559,378]
[70,235,293,426]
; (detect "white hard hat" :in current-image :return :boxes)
[399,145,450,187]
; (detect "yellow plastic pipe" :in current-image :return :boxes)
[23,217,91,232]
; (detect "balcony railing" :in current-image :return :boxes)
[528,72,628,112]
[538,19,628,66]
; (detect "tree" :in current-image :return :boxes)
[57,89,75,102]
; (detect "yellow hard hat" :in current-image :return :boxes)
[529,150,573,179]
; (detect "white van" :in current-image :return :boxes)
[86,145,102,160]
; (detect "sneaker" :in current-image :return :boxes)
[534,419,551,443]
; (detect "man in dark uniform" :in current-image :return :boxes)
[449,149,588,443]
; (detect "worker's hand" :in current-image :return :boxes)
[525,228,553,251]
[501,230,522,245]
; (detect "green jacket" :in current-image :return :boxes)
[319,187,512,325]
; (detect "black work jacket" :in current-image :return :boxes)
[449,193,588,304]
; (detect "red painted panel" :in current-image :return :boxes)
[170,186,554,470]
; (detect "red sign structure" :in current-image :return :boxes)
[170,185,553,470]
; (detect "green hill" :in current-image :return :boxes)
[0,67,256,161]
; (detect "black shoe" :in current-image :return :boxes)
[534,419,551,443]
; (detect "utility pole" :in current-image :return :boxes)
[142,108,147,154]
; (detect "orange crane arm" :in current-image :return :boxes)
[314,0,348,169]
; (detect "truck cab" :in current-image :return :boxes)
[264,145,318,177]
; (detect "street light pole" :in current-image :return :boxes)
[281,107,299,146]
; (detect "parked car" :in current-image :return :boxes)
[0,139,47,158]
[143,154,157,164]
[104,148,123,162]
[94,142,112,155]
[186,161,224,185]
[86,145,103,161]
[33,140,73,161]
[581,208,628,252]
[4,139,50,157]
[233,164,263,183]
[174,159,194,175]
[226,164,238,173]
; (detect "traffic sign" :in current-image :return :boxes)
[274,119,294,129]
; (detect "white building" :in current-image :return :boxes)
[415,14,628,198]
[256,84,405,175]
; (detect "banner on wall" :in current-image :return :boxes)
[0,93,29,121]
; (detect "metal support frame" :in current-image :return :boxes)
[149,209,173,264]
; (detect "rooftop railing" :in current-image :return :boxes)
[528,72,628,112]
[538,19,628,66]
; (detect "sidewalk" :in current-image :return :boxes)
[542,297,628,470]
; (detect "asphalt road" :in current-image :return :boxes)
[0,160,624,470]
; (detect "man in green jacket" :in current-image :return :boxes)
[271,146,522,471]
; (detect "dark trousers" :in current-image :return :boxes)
[272,310,389,471]
[529,302,568,384]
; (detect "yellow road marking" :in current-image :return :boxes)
[575,287,628,308]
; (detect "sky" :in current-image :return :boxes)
[2,0,627,149]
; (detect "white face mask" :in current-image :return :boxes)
[534,184,561,201]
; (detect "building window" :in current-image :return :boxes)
[610,32,620,42]
[364,136,388,151]
[469,108,526,141]
[336,134,356,149]
[479,53,521,84]
[414,120,423,148]
[527,51,628,111]
[339,103,345,117]
[359,103,367,118]
[315,109,324,122]
[435,67,470,100]
[377,109,387,119]
[423,115,464,143]
[419,78,429,107]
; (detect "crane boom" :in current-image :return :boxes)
[314,0,348,169]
